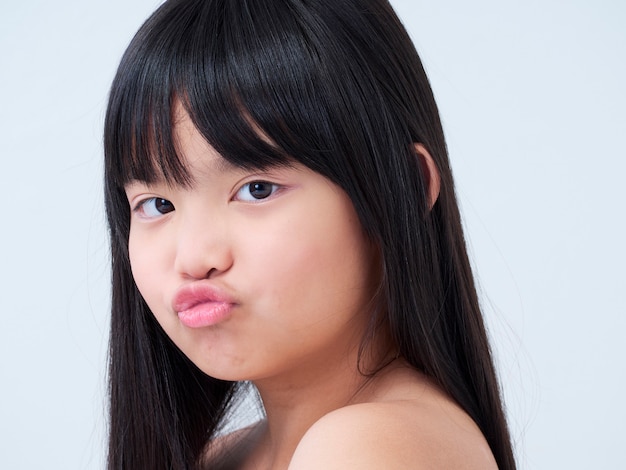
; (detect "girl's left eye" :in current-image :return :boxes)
[235,181,279,202]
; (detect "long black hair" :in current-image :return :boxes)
[104,0,516,468]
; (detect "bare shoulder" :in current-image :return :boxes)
[288,399,497,469]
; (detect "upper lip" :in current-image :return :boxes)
[172,282,236,313]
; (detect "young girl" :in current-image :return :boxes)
[104,0,516,468]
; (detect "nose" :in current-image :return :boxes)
[173,211,234,280]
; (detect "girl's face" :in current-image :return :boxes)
[125,107,379,383]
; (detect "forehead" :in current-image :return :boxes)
[170,103,239,181]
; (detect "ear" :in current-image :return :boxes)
[413,143,440,209]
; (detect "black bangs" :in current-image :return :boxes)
[104,0,359,191]
[104,0,420,215]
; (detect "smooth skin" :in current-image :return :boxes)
[126,105,497,469]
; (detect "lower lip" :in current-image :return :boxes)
[177,302,233,328]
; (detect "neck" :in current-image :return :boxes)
[248,341,396,469]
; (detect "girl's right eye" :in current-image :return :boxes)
[134,197,175,219]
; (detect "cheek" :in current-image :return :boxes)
[240,193,375,329]
[128,230,169,319]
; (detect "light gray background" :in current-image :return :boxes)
[1,1,624,468]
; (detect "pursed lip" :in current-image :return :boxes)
[173,282,236,312]
[172,282,237,327]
